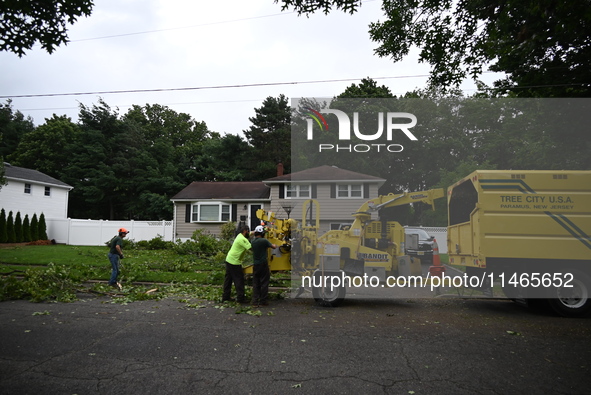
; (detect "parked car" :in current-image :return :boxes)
[404,227,437,265]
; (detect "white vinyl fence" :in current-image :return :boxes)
[45,219,448,252]
[46,219,174,246]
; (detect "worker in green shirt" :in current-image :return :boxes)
[251,225,277,307]
[222,225,251,303]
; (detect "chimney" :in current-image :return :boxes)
[277,162,284,177]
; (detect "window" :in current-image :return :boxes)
[337,184,363,198]
[24,183,31,194]
[330,223,353,230]
[285,184,310,198]
[191,203,231,222]
[44,186,51,196]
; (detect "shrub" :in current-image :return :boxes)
[22,214,31,242]
[0,263,78,303]
[30,214,39,241]
[146,235,174,250]
[6,211,15,243]
[173,229,231,257]
[15,212,22,242]
[220,221,236,240]
[38,213,48,240]
[0,209,7,243]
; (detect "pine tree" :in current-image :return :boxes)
[38,213,48,240]
[23,215,31,242]
[7,211,16,243]
[0,208,6,243]
[30,213,39,242]
[15,212,23,242]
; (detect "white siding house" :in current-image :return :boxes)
[0,163,73,219]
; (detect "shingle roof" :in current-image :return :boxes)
[264,165,385,183]
[171,181,270,200]
[3,163,72,189]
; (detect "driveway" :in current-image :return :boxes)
[1,294,590,394]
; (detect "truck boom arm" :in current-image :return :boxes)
[354,188,445,220]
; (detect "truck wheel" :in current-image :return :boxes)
[547,269,591,318]
[312,273,346,307]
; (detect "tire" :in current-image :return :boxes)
[546,269,591,318]
[311,272,346,307]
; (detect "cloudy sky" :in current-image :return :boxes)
[1,0,499,135]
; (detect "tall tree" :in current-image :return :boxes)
[0,0,94,56]
[63,100,127,219]
[0,209,6,243]
[6,211,15,243]
[0,100,35,160]
[30,214,39,242]
[194,132,255,181]
[277,0,591,97]
[243,95,291,179]
[38,213,48,240]
[22,214,31,242]
[9,115,80,179]
[14,211,22,243]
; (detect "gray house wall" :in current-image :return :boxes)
[173,201,269,239]
[268,182,381,234]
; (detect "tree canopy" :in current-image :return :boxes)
[0,0,94,56]
[277,0,591,97]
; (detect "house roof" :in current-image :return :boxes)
[171,181,270,201]
[3,163,72,189]
[264,165,386,184]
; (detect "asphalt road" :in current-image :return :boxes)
[1,293,590,395]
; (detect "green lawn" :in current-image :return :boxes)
[0,244,290,304]
[0,244,222,283]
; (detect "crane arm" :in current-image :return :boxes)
[355,188,445,217]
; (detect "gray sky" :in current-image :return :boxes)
[1,0,500,135]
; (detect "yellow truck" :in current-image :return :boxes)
[447,170,591,317]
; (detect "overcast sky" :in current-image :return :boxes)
[1,0,500,135]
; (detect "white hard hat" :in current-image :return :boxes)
[254,225,265,233]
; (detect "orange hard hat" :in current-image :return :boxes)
[118,228,129,234]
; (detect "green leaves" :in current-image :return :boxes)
[0,1,92,56]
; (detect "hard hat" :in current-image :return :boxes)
[254,225,265,233]
[118,228,129,234]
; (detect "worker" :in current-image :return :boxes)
[108,228,129,290]
[222,225,251,303]
[251,225,277,307]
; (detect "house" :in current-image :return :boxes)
[0,163,73,219]
[263,165,385,234]
[170,165,385,238]
[170,181,271,239]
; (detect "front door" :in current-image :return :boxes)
[249,204,262,231]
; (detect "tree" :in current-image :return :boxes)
[336,77,395,99]
[194,132,255,181]
[243,95,291,179]
[0,100,35,160]
[9,115,80,179]
[6,211,15,243]
[63,100,129,219]
[14,211,22,242]
[0,0,94,56]
[22,214,31,242]
[38,213,48,240]
[278,0,591,97]
[30,214,39,242]
[0,208,6,243]
[0,161,5,191]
